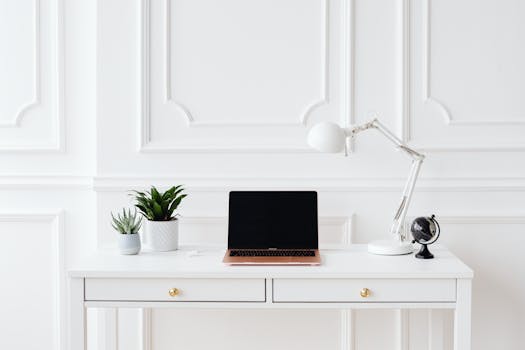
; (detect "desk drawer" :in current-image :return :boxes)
[85,278,266,302]
[273,278,456,303]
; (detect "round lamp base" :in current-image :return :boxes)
[368,240,414,255]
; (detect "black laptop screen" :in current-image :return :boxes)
[228,191,318,249]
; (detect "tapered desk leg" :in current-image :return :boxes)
[454,279,472,350]
[69,278,86,350]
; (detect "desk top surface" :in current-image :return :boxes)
[69,245,473,279]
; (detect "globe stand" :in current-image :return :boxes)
[415,244,434,259]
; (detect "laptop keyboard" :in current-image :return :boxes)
[229,250,316,257]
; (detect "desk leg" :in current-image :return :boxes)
[69,278,86,350]
[454,278,472,350]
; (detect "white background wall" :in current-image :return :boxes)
[1,0,524,349]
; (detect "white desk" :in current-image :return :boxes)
[68,245,473,350]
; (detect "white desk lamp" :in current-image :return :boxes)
[307,118,425,255]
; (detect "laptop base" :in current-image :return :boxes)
[223,249,321,265]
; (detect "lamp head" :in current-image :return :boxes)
[307,122,347,153]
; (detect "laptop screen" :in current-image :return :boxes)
[228,191,318,249]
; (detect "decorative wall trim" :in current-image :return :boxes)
[92,175,525,192]
[407,214,525,227]
[162,0,195,125]
[0,0,65,152]
[422,0,525,127]
[0,211,65,350]
[409,145,525,152]
[5,175,525,192]
[338,214,354,249]
[400,0,525,151]
[163,0,329,128]
[139,0,354,152]
[342,0,355,151]
[138,143,318,153]
[399,0,410,141]
[0,176,92,189]
[438,215,525,225]
[405,214,525,238]
[174,215,353,249]
[0,0,41,127]
[139,0,151,152]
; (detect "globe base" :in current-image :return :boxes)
[415,244,434,259]
[368,239,414,255]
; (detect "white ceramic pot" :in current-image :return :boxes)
[117,233,141,255]
[142,219,179,252]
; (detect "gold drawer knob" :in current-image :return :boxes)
[168,288,179,297]
[360,288,371,298]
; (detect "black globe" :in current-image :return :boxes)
[411,216,438,244]
[410,215,440,259]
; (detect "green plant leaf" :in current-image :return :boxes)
[135,197,151,209]
[130,185,186,221]
[161,199,170,219]
[162,185,181,200]
[112,208,143,233]
[151,186,161,203]
[129,190,147,200]
[171,188,185,200]
[152,201,163,220]
[135,204,154,220]
[167,194,187,219]
[111,222,122,233]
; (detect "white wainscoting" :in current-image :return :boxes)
[436,216,525,350]
[2,0,525,349]
[139,0,354,152]
[0,0,64,151]
[0,212,65,350]
[0,185,97,350]
[405,0,525,151]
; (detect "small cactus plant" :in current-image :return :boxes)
[111,208,143,234]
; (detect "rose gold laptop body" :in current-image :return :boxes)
[223,249,321,265]
[222,191,321,266]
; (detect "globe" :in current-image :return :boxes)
[410,215,440,259]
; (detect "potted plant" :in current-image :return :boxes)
[111,208,143,255]
[132,185,187,252]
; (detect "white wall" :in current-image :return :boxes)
[1,0,524,349]
[0,0,97,349]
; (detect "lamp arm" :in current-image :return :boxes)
[390,158,423,240]
[345,118,425,241]
[346,119,424,160]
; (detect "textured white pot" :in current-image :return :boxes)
[117,234,141,255]
[142,219,179,252]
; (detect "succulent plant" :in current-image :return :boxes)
[111,208,143,234]
[131,185,187,221]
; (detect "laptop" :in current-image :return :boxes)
[223,191,321,265]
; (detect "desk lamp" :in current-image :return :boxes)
[307,118,425,255]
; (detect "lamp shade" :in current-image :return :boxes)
[307,122,346,153]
